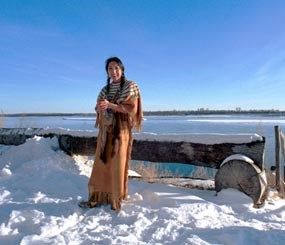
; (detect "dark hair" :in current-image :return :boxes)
[105,57,126,93]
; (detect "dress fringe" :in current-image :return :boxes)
[88,186,126,211]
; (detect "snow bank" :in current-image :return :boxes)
[0,137,284,244]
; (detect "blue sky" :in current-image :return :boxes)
[1,0,285,113]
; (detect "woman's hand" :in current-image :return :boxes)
[97,99,110,110]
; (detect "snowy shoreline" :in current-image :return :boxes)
[0,136,285,244]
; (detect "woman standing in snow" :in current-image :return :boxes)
[79,57,143,211]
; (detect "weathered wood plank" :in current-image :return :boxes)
[275,125,285,197]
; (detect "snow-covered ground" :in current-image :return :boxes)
[0,137,284,245]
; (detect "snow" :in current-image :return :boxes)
[1,128,264,144]
[0,137,285,245]
[220,154,254,167]
[187,119,285,124]
[133,132,264,144]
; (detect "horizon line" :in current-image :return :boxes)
[2,109,285,116]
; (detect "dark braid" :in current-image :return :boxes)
[106,77,111,93]
[120,73,126,93]
[106,74,125,94]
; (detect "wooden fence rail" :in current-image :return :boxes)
[275,125,285,197]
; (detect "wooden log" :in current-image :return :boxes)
[0,128,54,145]
[58,135,97,156]
[132,137,265,170]
[215,159,267,208]
[57,133,266,170]
[0,128,266,170]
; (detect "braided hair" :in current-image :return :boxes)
[105,57,126,93]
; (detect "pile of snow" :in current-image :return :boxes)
[134,132,264,144]
[0,137,285,244]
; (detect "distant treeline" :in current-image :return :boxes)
[144,109,285,116]
[3,109,285,117]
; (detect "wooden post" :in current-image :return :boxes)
[275,125,282,194]
[279,128,285,197]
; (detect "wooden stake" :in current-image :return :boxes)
[279,128,285,197]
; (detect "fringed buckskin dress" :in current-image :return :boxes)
[88,80,143,211]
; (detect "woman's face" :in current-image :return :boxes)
[107,61,123,83]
